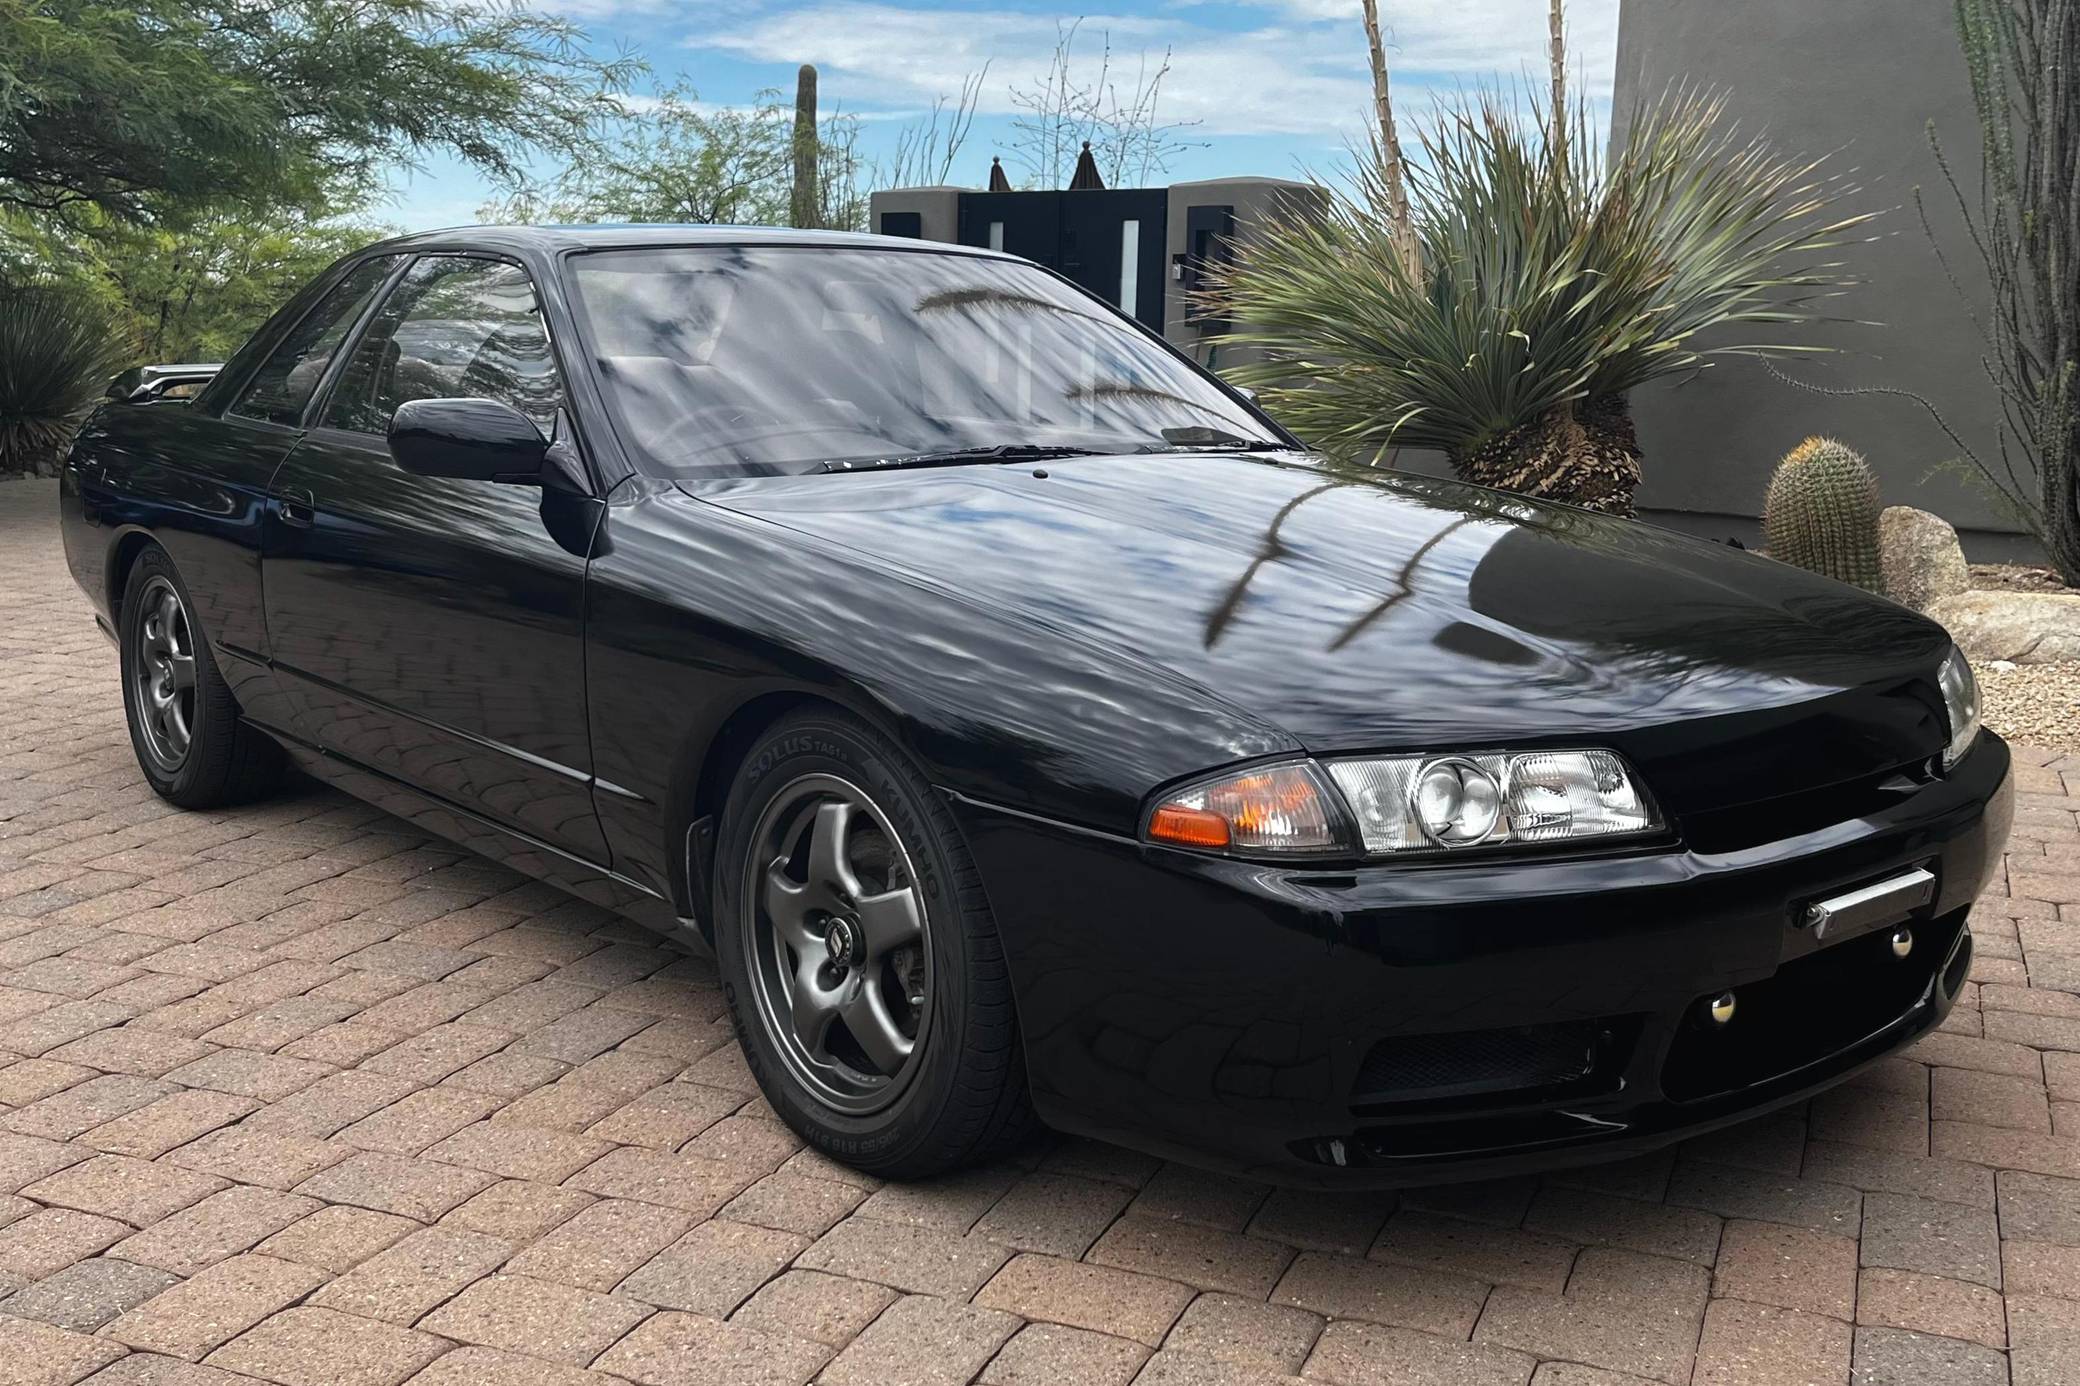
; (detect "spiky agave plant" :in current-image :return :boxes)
[0,281,125,479]
[1212,89,1874,516]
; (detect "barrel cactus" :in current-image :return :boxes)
[1762,437,1885,593]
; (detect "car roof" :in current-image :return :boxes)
[360,224,1014,260]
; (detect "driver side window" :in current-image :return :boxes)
[322,256,563,438]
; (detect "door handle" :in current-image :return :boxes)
[276,488,314,528]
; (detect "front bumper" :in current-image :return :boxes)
[954,736,2013,1187]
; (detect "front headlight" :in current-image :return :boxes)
[1326,749,1661,855]
[1938,647,1982,770]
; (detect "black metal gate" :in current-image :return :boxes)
[956,189,1169,332]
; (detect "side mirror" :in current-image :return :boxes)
[388,398,548,484]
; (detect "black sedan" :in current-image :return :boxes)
[59,226,2012,1187]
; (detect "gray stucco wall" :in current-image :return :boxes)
[1611,0,2032,559]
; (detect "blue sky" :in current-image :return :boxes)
[382,0,1622,230]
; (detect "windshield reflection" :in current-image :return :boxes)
[564,246,1281,477]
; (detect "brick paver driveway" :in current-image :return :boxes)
[3,477,2078,1386]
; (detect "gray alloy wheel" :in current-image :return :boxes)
[130,574,197,773]
[738,771,934,1116]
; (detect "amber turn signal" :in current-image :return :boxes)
[1145,762,1341,854]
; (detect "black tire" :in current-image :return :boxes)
[118,545,285,808]
[713,709,1037,1178]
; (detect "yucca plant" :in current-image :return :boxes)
[1213,84,1874,516]
[0,281,125,478]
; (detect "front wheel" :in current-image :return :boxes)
[118,545,285,808]
[713,711,1036,1178]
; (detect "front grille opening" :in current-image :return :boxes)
[1350,1019,1633,1113]
[1297,1109,1631,1166]
[1662,911,1962,1102]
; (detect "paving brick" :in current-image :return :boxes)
[0,1257,178,1332]
[793,1217,1009,1300]
[306,1225,511,1324]
[439,1179,592,1243]
[2008,1291,2080,1386]
[562,1146,753,1218]
[417,1273,651,1366]
[1268,1251,1487,1339]
[1086,1217,1293,1298]
[728,1268,894,1348]
[1672,1154,1869,1234]
[1713,1219,1858,1319]
[1369,1209,1576,1292]
[820,1294,1019,1386]
[0,1314,125,1385]
[581,1081,738,1149]
[1692,1299,1851,1386]
[0,1134,91,1194]
[0,1211,131,1282]
[594,1309,829,1386]
[1242,1188,1394,1257]
[1163,1292,1321,1373]
[420,1121,610,1183]
[1302,1320,1535,1386]
[971,1253,1188,1347]
[393,1345,617,1386]
[717,1173,867,1240]
[165,1124,346,1190]
[162,1050,332,1102]
[502,1198,697,1293]
[1801,1142,1994,1210]
[1855,1267,2007,1349]
[1125,1167,1272,1234]
[1474,1249,1710,1386]
[1933,1064,2055,1132]
[204,1306,447,1386]
[617,1218,806,1317]
[1849,1326,2008,1386]
[254,1206,419,1275]
[852,1167,1019,1235]
[295,1151,497,1222]
[1525,1186,1723,1265]
[980,1322,1148,1386]
[1860,1192,2003,1289]
[81,1090,257,1160]
[104,1254,329,1360]
[20,1155,225,1229]
[3,1076,176,1141]
[108,1186,320,1276]
[334,1089,500,1157]
[1936,1118,2080,1178]
[239,1071,419,1140]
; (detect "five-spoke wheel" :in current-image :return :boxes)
[714,711,1035,1177]
[742,774,932,1114]
[130,575,197,772]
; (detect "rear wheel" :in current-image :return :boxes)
[713,710,1036,1177]
[119,546,285,808]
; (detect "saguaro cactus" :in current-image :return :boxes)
[791,64,819,229]
[1762,437,1886,593]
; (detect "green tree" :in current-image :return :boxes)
[0,0,636,228]
[484,83,869,232]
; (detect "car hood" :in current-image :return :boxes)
[692,454,1953,805]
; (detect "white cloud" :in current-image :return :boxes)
[695,0,1619,140]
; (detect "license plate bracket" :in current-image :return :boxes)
[1798,867,1936,944]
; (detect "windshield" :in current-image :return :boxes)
[564,245,1284,477]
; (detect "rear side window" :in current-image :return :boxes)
[322,256,562,437]
[229,257,398,425]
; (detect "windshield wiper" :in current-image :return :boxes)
[821,444,1106,473]
[1144,426,1302,453]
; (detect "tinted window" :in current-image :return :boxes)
[230,257,397,425]
[565,246,1281,478]
[323,257,561,436]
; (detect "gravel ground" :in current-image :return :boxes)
[1975,657,2080,752]
[1970,561,2070,593]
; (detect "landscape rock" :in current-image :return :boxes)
[1880,506,1971,612]
[1927,590,2080,664]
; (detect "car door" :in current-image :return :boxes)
[262,252,610,865]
